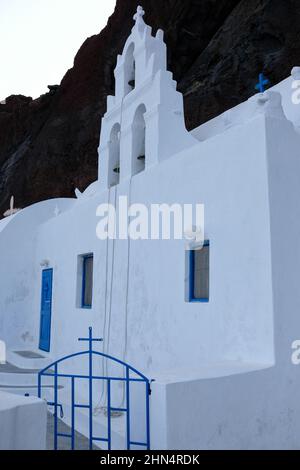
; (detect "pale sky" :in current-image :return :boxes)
[0,0,116,100]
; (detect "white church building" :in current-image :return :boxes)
[1,6,300,450]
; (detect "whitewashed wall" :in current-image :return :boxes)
[0,199,75,350]
[31,110,275,375]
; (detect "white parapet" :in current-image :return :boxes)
[0,392,47,450]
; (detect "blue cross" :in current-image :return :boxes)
[255,73,270,93]
[78,327,103,352]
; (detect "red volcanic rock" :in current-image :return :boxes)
[1,0,300,216]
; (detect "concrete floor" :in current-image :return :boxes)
[46,413,98,450]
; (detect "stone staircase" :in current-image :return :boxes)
[0,349,54,396]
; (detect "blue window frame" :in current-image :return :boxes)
[81,254,93,309]
[189,241,209,303]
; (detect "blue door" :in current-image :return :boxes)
[39,269,53,352]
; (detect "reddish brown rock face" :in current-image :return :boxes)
[1,0,300,216]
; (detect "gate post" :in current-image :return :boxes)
[78,327,103,449]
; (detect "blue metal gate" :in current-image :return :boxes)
[38,327,151,450]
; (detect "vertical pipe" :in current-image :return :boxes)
[54,363,58,451]
[126,367,130,450]
[146,381,150,450]
[71,376,75,450]
[107,379,111,450]
[89,328,93,450]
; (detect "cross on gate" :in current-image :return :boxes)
[78,327,103,449]
[255,73,270,93]
[78,327,103,353]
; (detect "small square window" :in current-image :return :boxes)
[189,242,209,302]
[81,254,93,309]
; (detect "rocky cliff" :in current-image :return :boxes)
[1,0,300,216]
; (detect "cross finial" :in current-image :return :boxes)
[255,73,270,93]
[134,5,145,23]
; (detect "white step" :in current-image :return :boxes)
[0,362,54,387]
[7,350,52,370]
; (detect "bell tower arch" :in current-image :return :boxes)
[98,6,196,190]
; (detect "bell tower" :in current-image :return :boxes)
[98,6,196,190]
